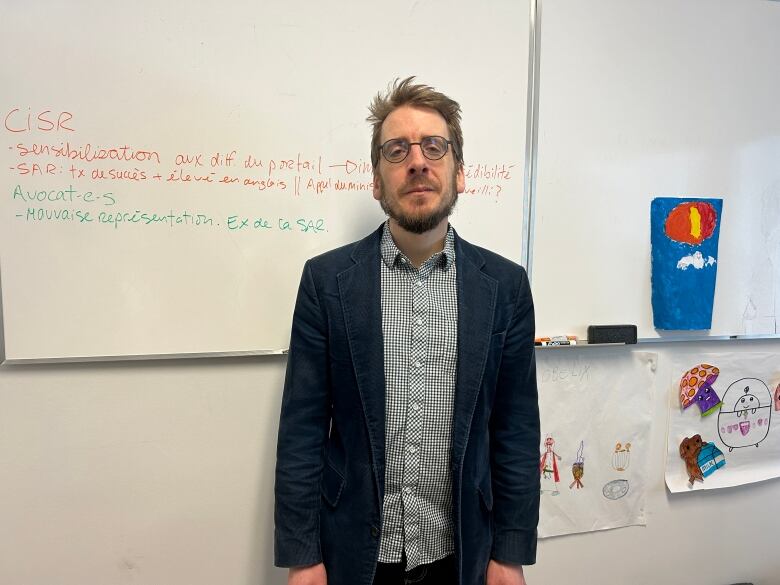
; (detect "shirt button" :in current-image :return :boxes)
[404,486,413,494]
[414,361,422,368]
[415,319,423,326]
[371,526,379,538]
[408,445,417,454]
[412,402,421,411]
[415,281,423,287]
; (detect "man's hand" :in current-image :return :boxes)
[486,559,527,585]
[288,563,327,585]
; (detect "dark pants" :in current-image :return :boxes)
[373,555,457,585]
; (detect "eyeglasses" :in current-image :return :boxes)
[379,136,453,163]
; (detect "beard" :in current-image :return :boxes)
[377,173,459,234]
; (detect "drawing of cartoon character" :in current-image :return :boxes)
[734,388,760,417]
[718,378,772,451]
[540,435,562,495]
[570,441,584,489]
[679,434,704,485]
[697,440,725,478]
[679,364,722,416]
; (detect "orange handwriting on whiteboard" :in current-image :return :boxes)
[4,108,75,133]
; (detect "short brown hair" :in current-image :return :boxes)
[367,76,464,170]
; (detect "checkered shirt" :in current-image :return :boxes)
[378,221,458,570]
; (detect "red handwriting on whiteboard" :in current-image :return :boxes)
[4,108,74,133]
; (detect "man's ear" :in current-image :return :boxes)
[372,173,381,201]
[456,164,465,194]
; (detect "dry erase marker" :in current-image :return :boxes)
[535,335,577,347]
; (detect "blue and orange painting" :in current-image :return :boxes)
[651,197,723,330]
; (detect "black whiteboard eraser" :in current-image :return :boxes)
[587,324,637,344]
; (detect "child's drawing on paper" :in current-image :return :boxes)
[718,378,772,451]
[679,363,722,416]
[540,435,562,495]
[698,440,726,478]
[666,353,780,493]
[539,351,655,536]
[650,197,723,330]
[603,442,632,499]
[569,441,585,489]
[679,434,704,484]
[602,479,629,500]
[612,442,631,472]
[679,434,726,485]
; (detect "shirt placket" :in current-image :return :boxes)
[401,258,434,565]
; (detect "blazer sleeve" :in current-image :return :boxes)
[274,260,332,567]
[489,267,541,565]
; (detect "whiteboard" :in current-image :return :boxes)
[0,0,531,361]
[532,0,780,341]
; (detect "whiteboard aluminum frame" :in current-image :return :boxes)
[522,0,542,276]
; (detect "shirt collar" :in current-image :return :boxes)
[380,220,456,270]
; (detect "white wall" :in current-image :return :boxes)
[2,340,778,584]
[0,356,286,584]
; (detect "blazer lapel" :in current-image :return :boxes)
[452,237,498,468]
[337,229,386,493]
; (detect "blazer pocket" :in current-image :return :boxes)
[321,461,346,508]
[477,474,493,512]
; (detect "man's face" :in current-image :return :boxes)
[373,105,465,234]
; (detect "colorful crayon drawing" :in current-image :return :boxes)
[698,441,726,478]
[650,197,723,330]
[602,479,629,500]
[569,441,585,489]
[679,434,726,485]
[774,382,780,411]
[718,378,772,451]
[612,442,631,472]
[540,435,562,495]
[679,363,722,417]
[679,434,704,484]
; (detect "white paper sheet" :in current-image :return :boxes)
[536,350,656,538]
[665,353,780,493]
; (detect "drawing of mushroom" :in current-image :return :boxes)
[679,363,722,416]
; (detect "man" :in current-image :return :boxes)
[275,77,540,585]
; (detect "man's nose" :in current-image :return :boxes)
[406,144,429,174]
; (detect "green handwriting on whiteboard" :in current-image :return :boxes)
[14,206,326,234]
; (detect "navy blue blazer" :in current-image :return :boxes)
[274,225,540,585]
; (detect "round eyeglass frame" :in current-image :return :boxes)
[378,136,453,163]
